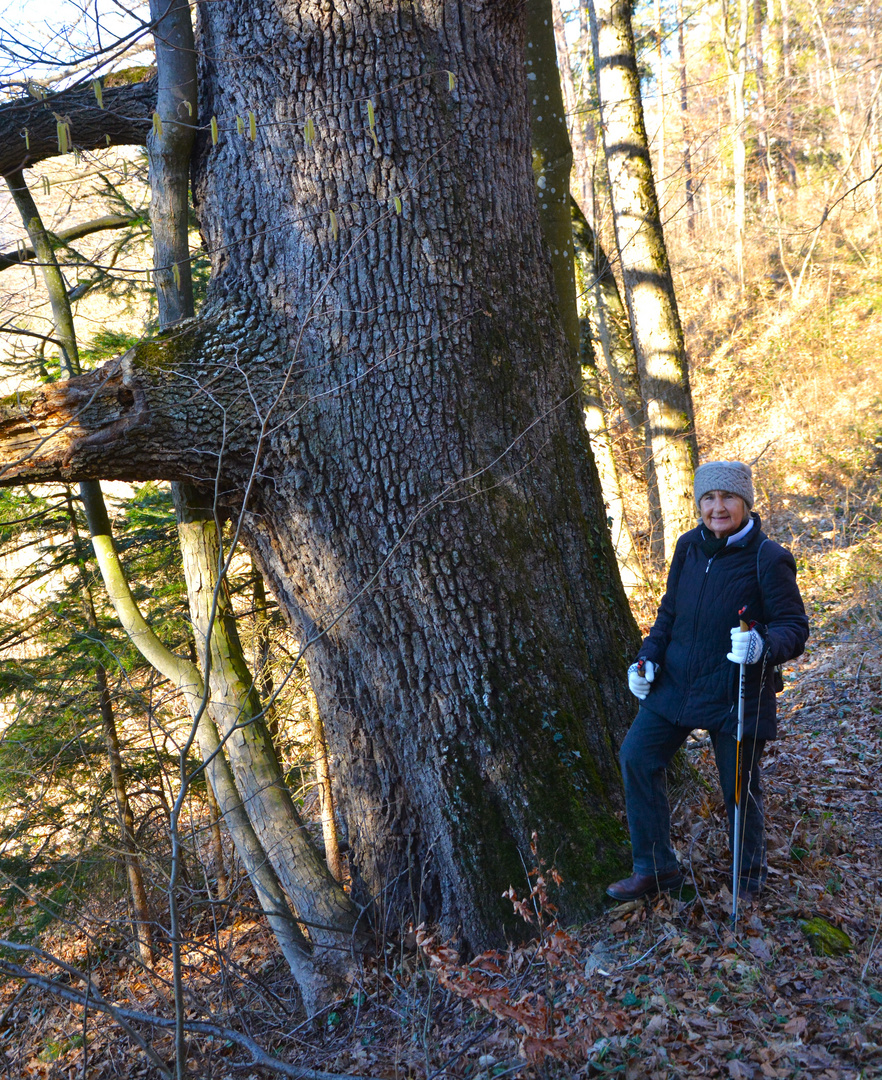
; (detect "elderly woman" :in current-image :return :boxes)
[607,461,809,902]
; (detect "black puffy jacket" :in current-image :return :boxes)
[638,514,809,739]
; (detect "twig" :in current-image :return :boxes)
[861,907,882,981]
[747,439,775,467]
[425,1019,497,1080]
[619,922,678,970]
[0,956,379,1080]
[0,945,173,1080]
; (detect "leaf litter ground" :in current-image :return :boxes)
[1,541,879,1080]
[2,407,882,1078]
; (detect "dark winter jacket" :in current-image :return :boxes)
[637,513,809,739]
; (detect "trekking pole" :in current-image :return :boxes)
[731,608,748,927]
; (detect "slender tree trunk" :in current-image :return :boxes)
[677,0,696,232]
[147,0,196,326]
[250,564,280,738]
[203,778,229,901]
[527,0,580,358]
[654,0,666,199]
[66,491,156,965]
[305,685,345,882]
[552,0,594,213]
[5,173,155,964]
[721,0,749,289]
[528,0,644,593]
[172,483,363,956]
[77,483,337,1014]
[807,0,854,179]
[754,0,769,202]
[779,0,798,185]
[587,0,698,562]
[569,202,645,590]
[576,322,645,592]
[569,198,644,437]
[553,5,662,552]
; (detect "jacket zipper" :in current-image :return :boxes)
[676,554,715,723]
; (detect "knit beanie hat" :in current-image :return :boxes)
[693,460,754,510]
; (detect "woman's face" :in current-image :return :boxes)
[699,490,748,539]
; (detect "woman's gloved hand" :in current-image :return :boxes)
[727,626,764,665]
[627,660,655,699]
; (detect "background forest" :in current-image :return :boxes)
[0,0,879,1076]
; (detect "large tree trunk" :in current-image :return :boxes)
[0,0,639,946]
[587,0,699,563]
[144,0,363,1012]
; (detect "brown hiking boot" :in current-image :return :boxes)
[606,868,685,901]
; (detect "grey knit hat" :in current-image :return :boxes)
[693,460,754,510]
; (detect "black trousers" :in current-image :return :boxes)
[619,706,767,892]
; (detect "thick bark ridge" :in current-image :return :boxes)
[0,0,639,946]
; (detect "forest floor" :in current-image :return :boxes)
[1,542,879,1079]
[2,486,881,1080]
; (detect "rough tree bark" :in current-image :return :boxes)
[587,0,699,563]
[0,0,639,945]
[145,0,362,1011]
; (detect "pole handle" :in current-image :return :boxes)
[740,619,749,632]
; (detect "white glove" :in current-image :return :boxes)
[628,660,655,699]
[727,626,763,665]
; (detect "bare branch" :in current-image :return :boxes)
[0,74,156,176]
[0,319,237,487]
[0,213,141,271]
